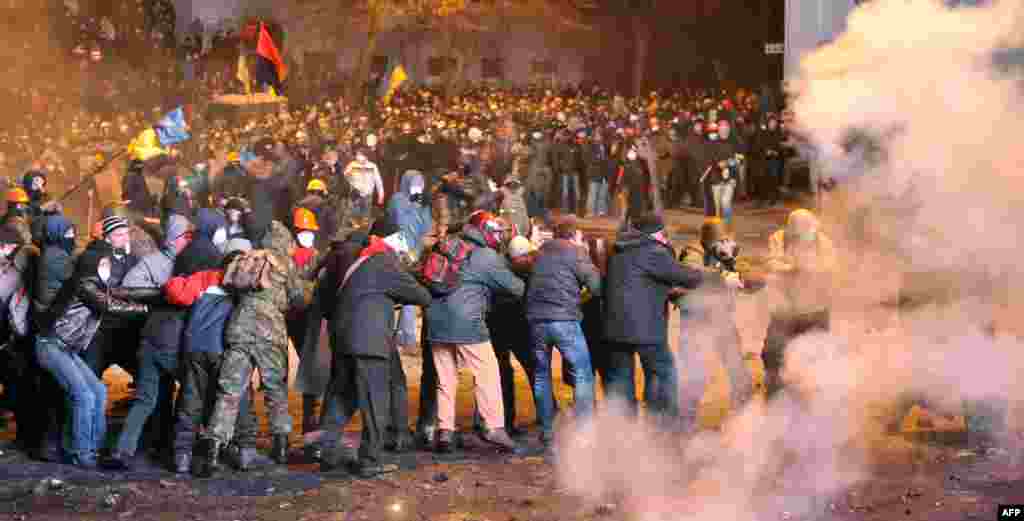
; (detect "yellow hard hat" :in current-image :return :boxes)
[306,179,328,194]
[5,188,29,204]
[293,207,319,231]
[227,151,240,162]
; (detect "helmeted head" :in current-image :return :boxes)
[467,210,506,249]
[306,179,328,197]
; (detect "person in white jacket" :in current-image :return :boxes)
[343,149,384,226]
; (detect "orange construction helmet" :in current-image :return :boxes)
[293,207,319,231]
[5,188,29,204]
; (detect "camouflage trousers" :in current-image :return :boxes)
[206,341,292,445]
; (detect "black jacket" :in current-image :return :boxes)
[603,231,709,346]
[525,239,602,323]
[47,243,147,352]
[332,249,431,359]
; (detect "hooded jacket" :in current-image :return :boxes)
[332,238,431,358]
[47,244,147,352]
[175,208,225,276]
[34,215,75,318]
[425,226,526,344]
[603,231,708,346]
[122,213,192,351]
[386,170,433,257]
[525,238,602,323]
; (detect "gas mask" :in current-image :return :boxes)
[297,231,316,249]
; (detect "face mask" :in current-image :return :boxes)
[382,233,409,255]
[212,228,227,248]
[297,231,316,249]
[626,151,637,161]
[97,264,111,283]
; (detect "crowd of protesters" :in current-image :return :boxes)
[10,66,955,481]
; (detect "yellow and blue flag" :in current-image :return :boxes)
[127,107,190,161]
[379,59,409,105]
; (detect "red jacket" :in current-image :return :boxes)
[165,270,224,306]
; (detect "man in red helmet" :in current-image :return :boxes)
[424,211,524,454]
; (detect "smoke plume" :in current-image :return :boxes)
[557,1,1024,519]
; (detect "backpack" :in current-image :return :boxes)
[222,250,279,293]
[418,235,475,297]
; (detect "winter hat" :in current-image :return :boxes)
[101,215,130,237]
[369,217,399,239]
[0,225,23,245]
[507,236,534,259]
[633,213,665,235]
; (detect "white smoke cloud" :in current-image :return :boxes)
[557,1,1024,519]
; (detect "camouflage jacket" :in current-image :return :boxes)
[225,221,307,348]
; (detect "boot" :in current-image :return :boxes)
[270,434,290,465]
[192,438,221,478]
[173,451,191,474]
[386,430,414,453]
[435,429,456,454]
[479,428,518,453]
[415,424,436,449]
[100,450,132,471]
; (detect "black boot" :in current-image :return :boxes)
[270,434,290,465]
[193,438,221,478]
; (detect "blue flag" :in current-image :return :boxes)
[154,107,190,147]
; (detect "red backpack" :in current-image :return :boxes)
[418,235,476,297]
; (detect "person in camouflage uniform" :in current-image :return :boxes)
[194,218,307,477]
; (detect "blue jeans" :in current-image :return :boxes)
[711,180,736,225]
[114,344,178,457]
[586,179,609,216]
[529,321,595,437]
[395,305,418,347]
[560,173,580,213]
[35,336,107,461]
[605,342,681,429]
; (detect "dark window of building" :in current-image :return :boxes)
[531,59,555,75]
[428,56,456,76]
[482,58,503,79]
[371,55,389,75]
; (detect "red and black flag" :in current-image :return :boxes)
[252,22,288,94]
